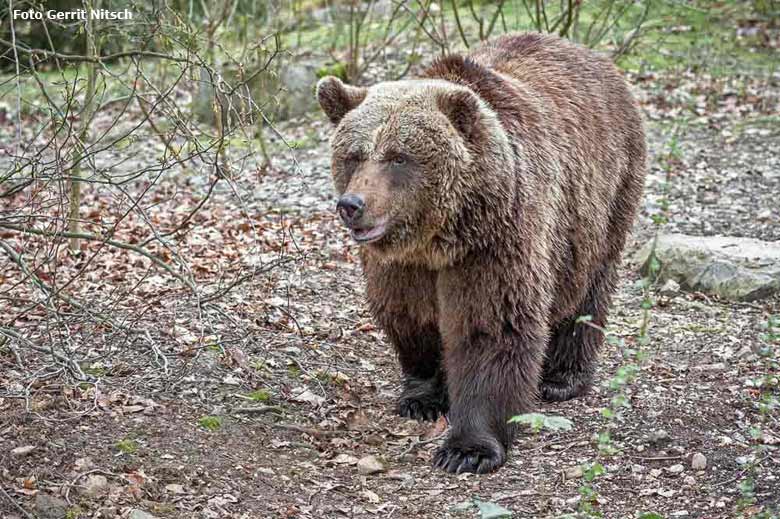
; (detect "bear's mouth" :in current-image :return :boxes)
[350,219,388,244]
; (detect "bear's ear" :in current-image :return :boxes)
[316,76,368,124]
[436,89,482,141]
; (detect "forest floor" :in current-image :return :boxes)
[2,32,780,519]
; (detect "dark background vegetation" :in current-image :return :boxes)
[0,1,778,518]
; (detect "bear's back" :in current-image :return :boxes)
[424,33,647,322]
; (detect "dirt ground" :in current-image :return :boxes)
[2,79,780,519]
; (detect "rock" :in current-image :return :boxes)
[683,475,696,486]
[666,463,684,474]
[10,445,36,457]
[164,483,185,494]
[277,57,327,120]
[649,429,669,444]
[634,233,780,301]
[659,278,681,297]
[691,452,707,470]
[291,387,325,406]
[129,510,158,519]
[82,474,108,497]
[35,493,68,519]
[361,489,380,503]
[564,466,583,479]
[357,455,385,475]
[331,453,359,465]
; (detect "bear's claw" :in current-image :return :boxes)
[398,397,443,421]
[433,439,506,474]
[397,375,448,422]
[539,371,593,402]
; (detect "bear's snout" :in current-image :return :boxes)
[336,193,366,227]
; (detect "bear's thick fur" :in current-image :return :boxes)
[317,33,646,474]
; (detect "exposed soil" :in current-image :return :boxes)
[2,86,780,519]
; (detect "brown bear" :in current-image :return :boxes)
[316,32,646,474]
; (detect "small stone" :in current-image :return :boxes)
[291,387,325,406]
[129,511,158,519]
[683,475,696,486]
[361,489,380,503]
[667,463,684,474]
[735,456,750,466]
[757,209,773,221]
[82,474,108,497]
[331,453,358,465]
[693,362,726,372]
[659,279,680,297]
[649,430,669,444]
[357,455,385,475]
[164,483,185,494]
[35,493,68,519]
[691,452,707,470]
[564,466,583,479]
[11,445,36,457]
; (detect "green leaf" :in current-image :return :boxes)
[246,390,271,402]
[583,462,605,482]
[638,513,665,519]
[198,415,223,431]
[474,500,512,518]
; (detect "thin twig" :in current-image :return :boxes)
[0,483,34,519]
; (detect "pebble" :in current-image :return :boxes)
[659,279,680,297]
[691,452,707,470]
[11,445,36,457]
[35,493,69,519]
[564,466,583,479]
[129,511,158,519]
[683,475,696,486]
[357,455,385,475]
[83,474,108,497]
[667,464,684,474]
[649,430,669,444]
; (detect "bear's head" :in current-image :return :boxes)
[316,76,514,267]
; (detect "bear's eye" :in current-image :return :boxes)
[390,156,406,167]
[344,155,362,171]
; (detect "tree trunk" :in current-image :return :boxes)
[69,0,99,252]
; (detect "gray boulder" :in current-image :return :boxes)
[634,233,780,301]
[35,493,69,519]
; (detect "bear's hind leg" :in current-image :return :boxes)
[540,263,617,402]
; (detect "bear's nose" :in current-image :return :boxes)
[336,194,365,225]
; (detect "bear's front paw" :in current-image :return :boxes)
[397,376,448,422]
[432,437,506,474]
